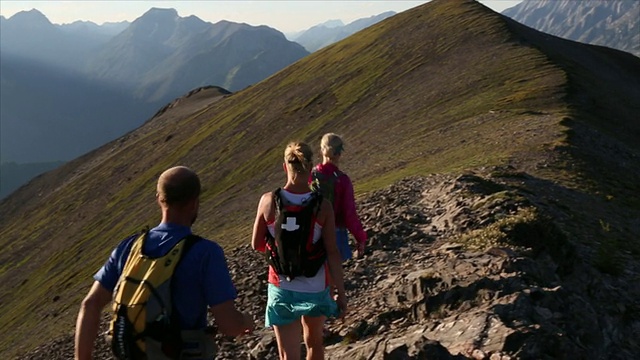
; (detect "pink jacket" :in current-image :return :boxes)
[312,163,367,246]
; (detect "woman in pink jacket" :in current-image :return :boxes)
[311,133,367,260]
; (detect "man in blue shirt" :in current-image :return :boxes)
[75,166,254,360]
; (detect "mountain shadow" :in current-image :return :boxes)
[1,0,639,357]
[0,52,155,163]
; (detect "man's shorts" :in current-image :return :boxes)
[265,284,339,327]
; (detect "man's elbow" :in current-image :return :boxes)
[80,282,112,311]
[80,294,107,314]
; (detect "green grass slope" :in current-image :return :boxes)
[1,0,639,357]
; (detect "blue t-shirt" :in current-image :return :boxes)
[94,223,238,329]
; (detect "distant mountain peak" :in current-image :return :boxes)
[320,19,344,28]
[376,10,397,17]
[8,8,52,26]
[295,10,397,52]
[11,8,45,17]
[124,7,184,42]
[68,20,97,26]
[140,7,179,20]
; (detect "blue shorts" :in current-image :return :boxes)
[265,284,339,327]
[336,228,351,262]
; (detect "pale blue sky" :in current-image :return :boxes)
[0,1,522,33]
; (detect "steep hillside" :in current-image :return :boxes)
[1,0,639,357]
[503,0,640,57]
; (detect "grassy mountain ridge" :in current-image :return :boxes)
[1,0,639,357]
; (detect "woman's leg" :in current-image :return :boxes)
[273,320,302,360]
[301,315,326,360]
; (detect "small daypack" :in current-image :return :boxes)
[107,229,214,360]
[265,188,326,281]
[310,167,343,205]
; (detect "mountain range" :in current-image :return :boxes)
[0,8,308,197]
[1,0,639,358]
[503,0,640,57]
[290,11,397,52]
[0,9,115,71]
[84,8,309,99]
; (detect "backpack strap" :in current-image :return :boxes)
[262,188,281,225]
[266,188,286,275]
[116,229,148,288]
[310,191,323,214]
[273,187,284,216]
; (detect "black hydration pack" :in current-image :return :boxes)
[265,188,326,281]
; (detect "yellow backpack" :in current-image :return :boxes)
[107,230,213,360]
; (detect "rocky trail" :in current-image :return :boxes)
[22,168,640,359]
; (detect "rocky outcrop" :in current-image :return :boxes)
[218,169,640,359]
[20,168,640,359]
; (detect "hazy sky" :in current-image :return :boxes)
[0,1,522,33]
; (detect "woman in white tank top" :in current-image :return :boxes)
[252,141,348,360]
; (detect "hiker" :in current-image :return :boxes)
[310,133,367,260]
[252,142,348,360]
[74,166,253,360]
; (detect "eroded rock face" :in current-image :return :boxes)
[21,168,640,359]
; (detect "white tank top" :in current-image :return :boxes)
[267,189,327,293]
